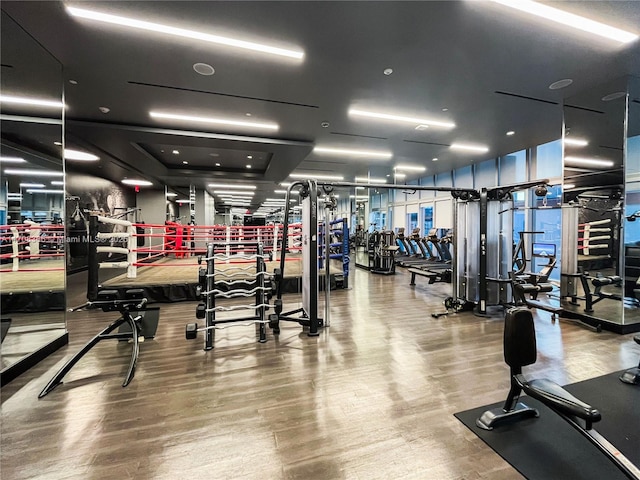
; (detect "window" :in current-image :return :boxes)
[499,150,527,184]
[536,139,562,180]
[423,206,433,234]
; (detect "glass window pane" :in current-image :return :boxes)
[454,165,473,188]
[475,158,497,188]
[536,139,562,179]
[499,150,527,184]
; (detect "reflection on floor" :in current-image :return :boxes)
[2,268,639,479]
[1,312,66,370]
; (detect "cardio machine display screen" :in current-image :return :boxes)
[532,242,556,257]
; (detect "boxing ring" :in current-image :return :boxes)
[0,222,66,312]
[87,215,347,303]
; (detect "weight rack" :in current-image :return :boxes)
[187,241,275,350]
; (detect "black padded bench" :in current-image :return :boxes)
[477,307,640,479]
[39,288,150,398]
[408,268,439,285]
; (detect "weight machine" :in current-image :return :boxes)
[455,180,550,316]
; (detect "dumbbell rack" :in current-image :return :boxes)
[190,241,273,350]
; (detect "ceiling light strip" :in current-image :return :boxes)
[490,0,638,44]
[289,173,344,181]
[150,112,278,130]
[313,146,392,159]
[349,109,455,128]
[450,143,489,153]
[207,183,256,189]
[0,94,65,109]
[66,6,305,59]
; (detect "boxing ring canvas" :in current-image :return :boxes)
[99,255,341,303]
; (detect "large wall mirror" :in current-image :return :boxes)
[561,77,627,331]
[1,10,67,385]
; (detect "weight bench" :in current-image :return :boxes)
[408,268,439,285]
[39,288,149,398]
[477,307,640,479]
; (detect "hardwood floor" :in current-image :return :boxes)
[2,268,638,479]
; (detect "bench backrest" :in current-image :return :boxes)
[504,307,537,368]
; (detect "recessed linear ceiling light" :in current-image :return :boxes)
[348,109,456,129]
[208,183,256,189]
[51,181,64,186]
[166,192,178,197]
[506,131,515,136]
[564,156,614,167]
[64,148,99,161]
[246,165,252,169]
[4,169,63,177]
[0,94,65,109]
[355,176,387,183]
[274,190,300,195]
[490,0,638,44]
[564,138,589,147]
[395,165,426,172]
[602,92,626,102]
[182,161,189,165]
[66,6,305,60]
[0,156,26,163]
[450,143,489,153]
[214,190,255,196]
[289,173,344,181]
[313,146,392,159]
[394,173,407,179]
[150,111,278,130]
[432,158,439,162]
[20,183,45,188]
[26,189,64,194]
[122,179,153,186]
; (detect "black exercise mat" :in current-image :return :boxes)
[455,370,640,480]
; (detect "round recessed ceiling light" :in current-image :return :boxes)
[209,152,219,157]
[549,79,573,90]
[245,113,252,117]
[54,141,62,146]
[172,150,179,155]
[246,164,252,169]
[182,160,188,165]
[432,158,438,162]
[193,63,215,76]
[215,162,221,167]
[601,91,626,102]
[442,108,448,112]
[321,121,330,128]
[506,131,515,136]
[98,106,110,114]
[383,68,393,76]
[69,80,78,85]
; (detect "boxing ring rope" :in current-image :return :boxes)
[86,216,346,301]
[0,222,65,272]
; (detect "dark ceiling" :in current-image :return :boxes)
[1,1,640,211]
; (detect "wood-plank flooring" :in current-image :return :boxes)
[2,268,639,479]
